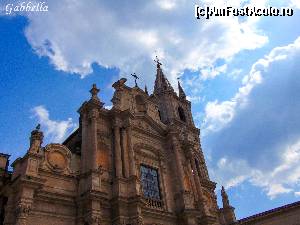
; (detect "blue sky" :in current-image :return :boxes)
[1,0,300,219]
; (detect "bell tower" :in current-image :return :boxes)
[152,58,220,224]
[153,57,194,127]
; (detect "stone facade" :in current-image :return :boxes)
[1,60,296,225]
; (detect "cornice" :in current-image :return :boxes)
[200,179,217,190]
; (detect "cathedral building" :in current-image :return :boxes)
[0,60,299,225]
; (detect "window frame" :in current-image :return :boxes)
[140,164,162,201]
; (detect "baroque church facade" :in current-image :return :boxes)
[0,60,299,225]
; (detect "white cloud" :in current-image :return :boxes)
[31,105,77,143]
[155,0,178,10]
[202,36,300,135]
[212,139,300,199]
[202,100,236,133]
[228,69,243,79]
[211,156,256,189]
[186,95,202,103]
[7,0,271,84]
[205,37,300,199]
[201,64,228,80]
[290,0,300,9]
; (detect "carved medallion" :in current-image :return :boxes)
[44,144,72,173]
[48,151,67,170]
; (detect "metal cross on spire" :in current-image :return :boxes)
[36,124,41,130]
[154,55,162,68]
[131,73,139,87]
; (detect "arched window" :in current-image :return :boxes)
[178,106,186,122]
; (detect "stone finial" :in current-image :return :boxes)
[221,186,230,208]
[145,85,149,95]
[90,84,100,102]
[221,186,236,223]
[29,124,44,153]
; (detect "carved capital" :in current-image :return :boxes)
[91,215,101,225]
[92,165,104,175]
[113,117,123,128]
[15,202,32,217]
[85,215,101,225]
[88,108,99,120]
[123,118,133,128]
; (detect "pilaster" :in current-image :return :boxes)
[113,121,123,178]
[168,130,186,213]
[126,124,136,177]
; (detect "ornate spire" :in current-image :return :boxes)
[221,186,230,208]
[221,186,236,223]
[177,79,186,99]
[153,56,174,95]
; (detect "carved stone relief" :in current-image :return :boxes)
[43,144,72,174]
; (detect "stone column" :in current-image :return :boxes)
[191,156,209,215]
[126,126,136,177]
[121,128,129,178]
[170,135,185,193]
[81,117,88,173]
[187,161,198,200]
[89,109,98,171]
[158,155,169,211]
[114,124,123,178]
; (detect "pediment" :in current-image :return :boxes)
[132,115,166,137]
[133,142,162,160]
